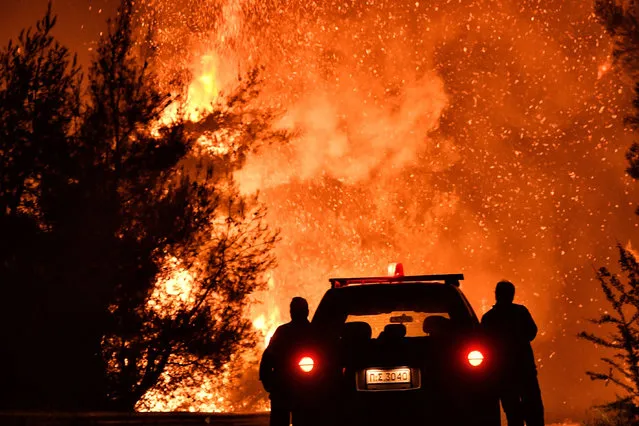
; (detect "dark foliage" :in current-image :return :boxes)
[0,0,279,411]
[595,1,639,181]
[0,3,80,220]
[587,2,639,420]
[0,3,97,410]
[595,0,639,74]
[585,398,639,426]
[579,245,639,423]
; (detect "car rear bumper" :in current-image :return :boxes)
[351,389,497,424]
[296,385,499,426]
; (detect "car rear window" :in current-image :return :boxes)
[345,311,450,337]
[312,284,475,334]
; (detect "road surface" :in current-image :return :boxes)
[0,412,270,426]
[0,412,580,425]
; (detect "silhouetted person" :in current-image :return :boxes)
[481,281,544,426]
[260,297,313,426]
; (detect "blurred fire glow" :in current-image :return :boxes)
[597,60,611,80]
[135,0,639,420]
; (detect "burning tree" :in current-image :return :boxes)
[84,2,280,410]
[0,0,281,411]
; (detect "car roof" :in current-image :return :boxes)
[328,273,464,288]
[312,282,479,325]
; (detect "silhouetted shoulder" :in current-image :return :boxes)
[513,303,538,341]
[272,324,286,339]
[512,303,530,313]
[277,320,309,334]
[278,320,308,331]
[480,306,498,324]
[270,320,313,345]
[266,324,287,350]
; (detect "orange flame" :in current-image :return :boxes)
[137,0,639,419]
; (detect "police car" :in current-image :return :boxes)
[291,264,500,426]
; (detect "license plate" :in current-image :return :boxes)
[365,367,411,384]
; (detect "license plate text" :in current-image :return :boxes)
[365,368,411,384]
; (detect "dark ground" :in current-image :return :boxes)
[0,412,270,426]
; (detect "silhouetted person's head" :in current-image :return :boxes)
[495,280,515,305]
[290,297,309,322]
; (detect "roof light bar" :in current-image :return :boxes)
[329,273,464,289]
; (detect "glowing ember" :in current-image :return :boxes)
[597,60,612,80]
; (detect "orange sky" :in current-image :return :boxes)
[0,0,114,67]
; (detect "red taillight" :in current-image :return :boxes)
[467,350,484,367]
[299,356,314,373]
[387,262,405,277]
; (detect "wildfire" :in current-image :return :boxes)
[149,256,196,312]
[250,274,281,348]
[142,253,281,411]
[158,55,218,125]
[135,0,639,419]
[186,55,219,122]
